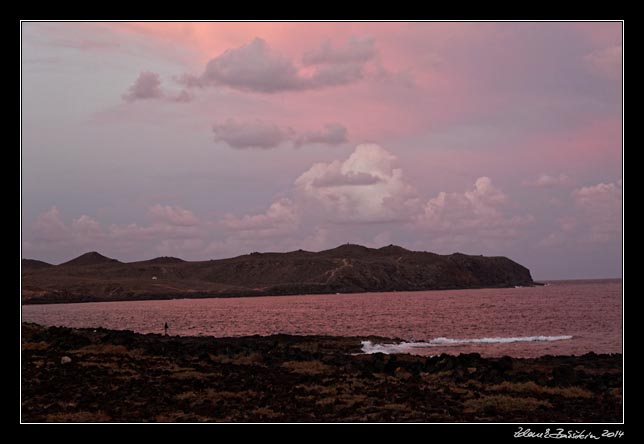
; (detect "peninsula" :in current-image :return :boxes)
[22,244,535,304]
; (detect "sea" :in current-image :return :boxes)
[21,279,622,358]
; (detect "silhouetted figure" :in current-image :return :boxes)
[164,322,169,336]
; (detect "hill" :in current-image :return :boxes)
[59,252,120,267]
[22,259,53,270]
[21,244,536,304]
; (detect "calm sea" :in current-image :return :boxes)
[21,279,622,358]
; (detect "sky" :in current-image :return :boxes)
[21,22,622,280]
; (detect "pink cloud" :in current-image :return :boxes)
[538,179,622,247]
[71,215,103,240]
[222,198,299,239]
[572,180,622,243]
[417,177,530,239]
[32,206,70,243]
[149,204,200,226]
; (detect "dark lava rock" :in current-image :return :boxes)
[21,323,623,423]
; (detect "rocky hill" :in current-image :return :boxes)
[21,244,536,304]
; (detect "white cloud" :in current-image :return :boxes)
[294,144,419,223]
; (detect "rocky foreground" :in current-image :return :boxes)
[21,323,622,423]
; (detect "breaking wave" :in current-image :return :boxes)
[361,335,573,354]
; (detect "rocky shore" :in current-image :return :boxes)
[21,323,622,422]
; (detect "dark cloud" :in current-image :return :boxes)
[302,37,376,65]
[199,38,302,93]
[213,119,292,149]
[295,123,348,147]
[122,71,164,102]
[213,120,349,150]
[123,72,192,103]
[185,37,375,93]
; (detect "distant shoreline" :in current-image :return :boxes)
[22,278,625,306]
[22,282,553,306]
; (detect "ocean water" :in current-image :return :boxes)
[21,279,622,357]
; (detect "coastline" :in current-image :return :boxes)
[22,282,553,306]
[21,323,622,422]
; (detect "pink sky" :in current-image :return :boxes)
[21,22,622,279]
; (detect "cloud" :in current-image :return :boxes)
[571,179,622,243]
[220,145,531,254]
[585,45,622,80]
[538,179,622,247]
[222,198,299,239]
[213,119,348,149]
[149,204,200,226]
[294,123,348,147]
[122,71,192,103]
[71,215,103,240]
[184,37,374,93]
[171,89,193,103]
[200,38,301,93]
[122,71,164,102]
[311,170,383,188]
[523,173,571,188]
[25,145,536,262]
[27,205,207,261]
[294,144,419,223]
[416,177,531,241]
[32,206,70,243]
[302,37,376,65]
[212,118,293,149]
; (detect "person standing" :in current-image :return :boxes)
[164,322,169,336]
